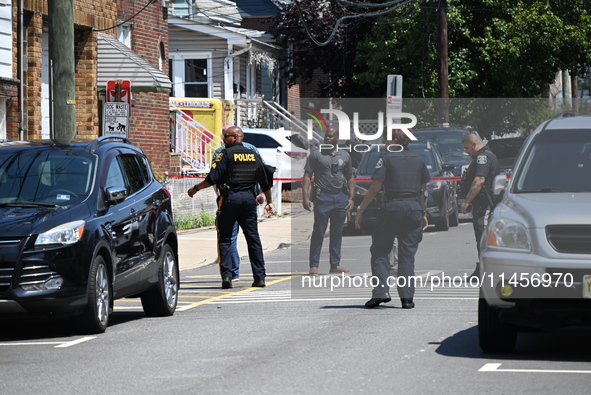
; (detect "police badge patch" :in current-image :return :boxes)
[375,158,384,169]
[477,155,487,165]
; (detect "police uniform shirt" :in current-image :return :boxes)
[372,150,430,198]
[212,142,264,165]
[304,149,353,192]
[464,146,499,203]
[206,142,272,192]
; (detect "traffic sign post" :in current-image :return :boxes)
[104,80,131,137]
[387,75,403,123]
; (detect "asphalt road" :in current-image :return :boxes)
[2,221,591,394]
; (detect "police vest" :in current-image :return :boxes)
[224,144,262,186]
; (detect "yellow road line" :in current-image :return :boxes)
[184,275,294,307]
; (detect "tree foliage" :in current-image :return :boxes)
[270,0,380,97]
[273,0,591,98]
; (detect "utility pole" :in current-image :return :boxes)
[48,0,76,144]
[437,0,449,124]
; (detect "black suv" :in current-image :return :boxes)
[0,136,179,333]
[348,143,459,234]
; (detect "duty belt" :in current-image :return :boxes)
[388,196,417,202]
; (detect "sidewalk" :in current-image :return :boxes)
[177,202,311,271]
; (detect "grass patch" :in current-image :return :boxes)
[174,210,216,230]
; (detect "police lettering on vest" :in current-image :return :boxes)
[225,145,263,186]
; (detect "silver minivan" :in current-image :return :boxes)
[478,112,591,353]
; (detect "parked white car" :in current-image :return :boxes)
[242,128,308,190]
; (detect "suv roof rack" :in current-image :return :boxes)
[551,110,577,120]
[89,135,133,153]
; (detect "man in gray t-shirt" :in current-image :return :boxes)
[302,127,355,275]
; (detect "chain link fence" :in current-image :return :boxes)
[164,176,283,224]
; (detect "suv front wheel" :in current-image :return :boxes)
[478,296,517,353]
[76,256,111,334]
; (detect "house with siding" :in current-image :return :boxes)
[1,0,175,175]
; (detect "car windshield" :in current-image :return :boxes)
[513,129,591,193]
[0,148,95,205]
[413,132,469,158]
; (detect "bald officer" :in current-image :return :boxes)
[188,126,274,289]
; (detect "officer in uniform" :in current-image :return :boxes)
[355,129,430,309]
[460,133,499,277]
[302,126,355,275]
[188,126,274,289]
[211,125,265,283]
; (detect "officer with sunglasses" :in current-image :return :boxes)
[188,126,273,289]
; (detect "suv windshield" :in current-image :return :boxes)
[513,129,591,193]
[0,148,95,205]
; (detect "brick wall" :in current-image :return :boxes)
[130,91,172,176]
[17,1,172,175]
[0,82,19,139]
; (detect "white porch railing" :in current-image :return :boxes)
[170,107,223,173]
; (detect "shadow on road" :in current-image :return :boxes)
[433,325,591,362]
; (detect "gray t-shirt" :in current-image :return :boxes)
[304,149,353,192]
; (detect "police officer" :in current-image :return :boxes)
[355,129,430,309]
[188,126,274,289]
[211,125,265,283]
[460,133,499,278]
[302,126,355,275]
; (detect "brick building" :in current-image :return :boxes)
[1,0,174,174]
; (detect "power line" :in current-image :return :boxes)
[95,0,158,32]
[294,0,417,47]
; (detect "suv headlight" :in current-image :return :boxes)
[487,218,530,251]
[35,220,85,246]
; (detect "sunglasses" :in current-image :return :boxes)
[223,134,237,139]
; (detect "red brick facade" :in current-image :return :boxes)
[8,1,173,174]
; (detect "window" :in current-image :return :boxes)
[0,1,11,79]
[170,53,212,97]
[120,154,148,195]
[242,133,281,149]
[118,23,131,48]
[184,59,208,97]
[106,159,126,190]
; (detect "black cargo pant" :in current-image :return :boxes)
[369,200,424,300]
[216,189,266,282]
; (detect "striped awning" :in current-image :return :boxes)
[97,33,171,91]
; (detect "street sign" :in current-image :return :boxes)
[106,80,131,104]
[387,75,403,123]
[103,102,130,137]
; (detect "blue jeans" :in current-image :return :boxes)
[309,192,348,269]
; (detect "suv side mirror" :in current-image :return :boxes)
[493,174,508,196]
[106,186,127,204]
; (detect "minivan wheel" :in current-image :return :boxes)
[478,297,517,353]
[76,256,110,334]
[449,198,459,227]
[141,244,178,316]
[434,200,450,231]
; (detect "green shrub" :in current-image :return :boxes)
[174,210,216,230]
